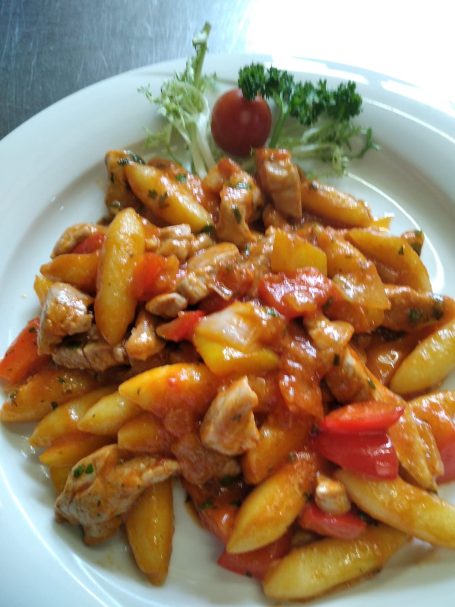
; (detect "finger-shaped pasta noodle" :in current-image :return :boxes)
[336,468,455,547]
[242,415,312,484]
[78,391,141,435]
[49,465,71,494]
[263,524,407,601]
[0,368,100,422]
[126,480,174,585]
[95,208,145,345]
[118,412,173,454]
[30,386,113,447]
[40,252,99,294]
[119,363,218,419]
[125,164,213,232]
[39,433,110,467]
[347,228,431,291]
[227,453,317,554]
[390,318,455,395]
[33,274,53,305]
[300,179,373,227]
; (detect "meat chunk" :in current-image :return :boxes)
[200,376,259,456]
[145,292,188,318]
[314,474,351,515]
[256,148,302,219]
[382,285,451,332]
[204,158,264,247]
[171,432,240,485]
[176,242,240,305]
[38,283,93,354]
[51,223,105,257]
[125,309,165,361]
[52,332,128,372]
[55,444,180,544]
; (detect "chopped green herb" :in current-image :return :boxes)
[50,401,59,410]
[128,152,145,165]
[200,224,215,235]
[175,173,187,183]
[398,245,405,255]
[266,307,279,317]
[158,192,170,208]
[117,157,132,166]
[8,390,17,403]
[333,353,340,366]
[73,464,85,479]
[85,463,94,474]
[57,377,66,384]
[28,326,37,334]
[148,189,158,199]
[367,378,376,390]
[108,200,122,211]
[198,499,214,511]
[232,206,242,224]
[408,308,425,324]
[234,181,250,190]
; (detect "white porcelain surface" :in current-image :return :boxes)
[0,56,454,606]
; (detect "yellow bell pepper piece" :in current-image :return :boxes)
[193,335,279,376]
[271,229,327,275]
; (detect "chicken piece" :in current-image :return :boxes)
[55,444,180,544]
[156,224,192,261]
[52,340,127,372]
[204,158,264,247]
[200,376,259,456]
[145,292,188,318]
[104,150,146,216]
[382,285,452,332]
[38,283,93,354]
[256,148,302,219]
[125,309,165,361]
[51,223,106,257]
[171,432,241,485]
[176,243,240,305]
[314,474,351,515]
[305,314,354,372]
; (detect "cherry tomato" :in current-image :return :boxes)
[313,430,399,479]
[211,88,272,156]
[319,401,404,434]
[258,268,337,319]
[299,503,367,540]
[217,531,292,579]
[0,318,50,384]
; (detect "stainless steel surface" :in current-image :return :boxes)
[0,0,253,139]
[1,0,453,140]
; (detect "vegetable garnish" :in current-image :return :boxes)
[238,63,377,174]
[141,22,216,177]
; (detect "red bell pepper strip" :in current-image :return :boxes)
[258,268,337,319]
[319,401,404,434]
[298,502,366,540]
[0,318,49,384]
[132,253,169,301]
[217,531,292,580]
[157,311,205,342]
[199,504,238,544]
[313,430,399,479]
[71,232,105,254]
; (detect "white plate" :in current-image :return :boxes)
[0,55,454,607]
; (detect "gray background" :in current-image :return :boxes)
[0,0,254,139]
